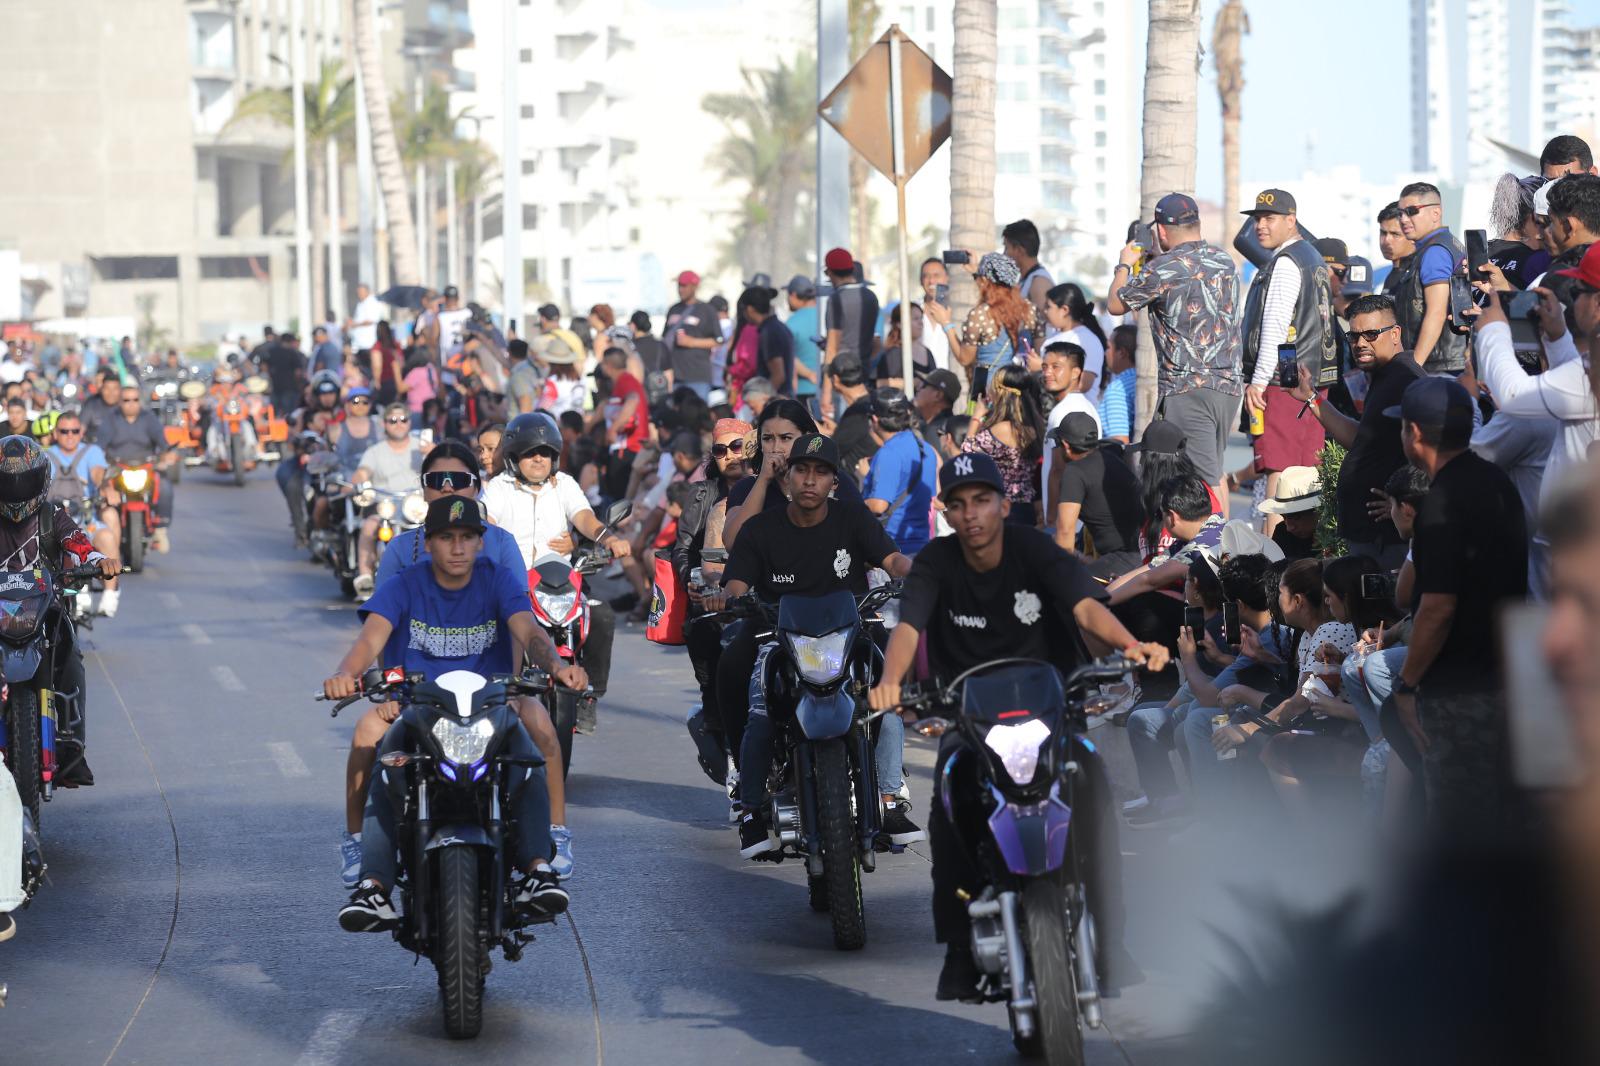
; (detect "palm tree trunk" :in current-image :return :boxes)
[1135,0,1202,435]
[351,0,419,285]
[309,148,327,326]
[1212,0,1246,261]
[950,0,997,323]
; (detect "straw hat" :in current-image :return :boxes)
[1258,466,1322,515]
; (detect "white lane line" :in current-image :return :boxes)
[267,741,311,779]
[158,591,180,610]
[210,665,245,693]
[180,623,212,646]
[294,1008,363,1066]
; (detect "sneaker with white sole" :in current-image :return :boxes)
[352,573,374,598]
[738,812,776,858]
[98,588,119,618]
[339,879,398,932]
[549,824,574,880]
[514,866,570,917]
[1121,794,1150,814]
[339,831,363,888]
[881,800,926,846]
[151,528,170,553]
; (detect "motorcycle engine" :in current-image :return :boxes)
[970,909,1007,975]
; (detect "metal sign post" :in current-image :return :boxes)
[887,27,911,374]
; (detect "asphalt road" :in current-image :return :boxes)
[0,464,1376,1064]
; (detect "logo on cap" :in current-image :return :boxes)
[807,437,823,454]
[954,456,973,476]
[1257,192,1275,206]
[449,500,464,522]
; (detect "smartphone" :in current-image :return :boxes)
[933,283,950,307]
[1182,606,1206,636]
[1275,343,1301,389]
[1221,602,1240,648]
[942,250,971,266]
[1360,572,1396,601]
[1499,289,1544,373]
[1465,229,1490,279]
[1448,273,1475,332]
[972,365,990,402]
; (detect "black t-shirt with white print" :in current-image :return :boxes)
[723,499,897,601]
[899,525,1099,676]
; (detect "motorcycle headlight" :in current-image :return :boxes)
[430,716,495,766]
[353,486,376,508]
[536,588,578,621]
[0,597,46,640]
[154,382,176,398]
[223,399,242,415]
[377,497,397,520]
[401,492,428,525]
[118,468,149,493]
[786,629,851,686]
[984,718,1052,786]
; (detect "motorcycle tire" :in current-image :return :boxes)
[125,511,146,574]
[4,687,43,829]
[814,739,865,950]
[230,435,248,486]
[168,460,181,486]
[550,686,577,780]
[1014,878,1085,1066]
[435,845,485,1040]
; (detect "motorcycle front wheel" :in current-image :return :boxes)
[435,846,485,1040]
[4,687,42,828]
[1015,877,1085,1066]
[813,739,865,950]
[124,511,146,574]
[230,435,248,486]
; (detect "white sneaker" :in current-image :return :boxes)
[1121,794,1150,813]
[98,589,119,619]
[352,573,374,600]
[726,764,741,824]
[151,528,170,554]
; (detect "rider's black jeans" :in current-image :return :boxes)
[276,461,307,539]
[685,613,724,733]
[714,619,760,763]
[584,600,615,698]
[928,730,1126,975]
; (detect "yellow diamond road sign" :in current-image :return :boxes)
[818,28,952,182]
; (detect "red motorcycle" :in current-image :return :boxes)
[107,461,163,573]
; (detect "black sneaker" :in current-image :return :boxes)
[881,800,926,846]
[56,744,94,788]
[513,866,570,917]
[936,946,983,1002]
[738,812,775,859]
[339,879,399,932]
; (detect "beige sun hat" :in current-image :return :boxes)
[1257,466,1322,515]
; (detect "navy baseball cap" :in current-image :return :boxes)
[1154,193,1200,226]
[1382,376,1474,436]
[938,452,1006,501]
[1342,256,1375,297]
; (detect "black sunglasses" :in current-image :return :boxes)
[348,396,372,405]
[1348,324,1399,343]
[514,447,558,463]
[711,442,745,458]
[1399,202,1440,217]
[422,470,480,491]
[385,415,410,425]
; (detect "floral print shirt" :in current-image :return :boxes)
[961,428,1036,503]
[1116,240,1243,398]
[960,303,1042,370]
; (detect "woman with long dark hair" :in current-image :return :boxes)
[1044,282,1107,391]
[960,364,1047,525]
[369,320,404,405]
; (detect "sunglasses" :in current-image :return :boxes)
[711,441,746,458]
[349,397,372,405]
[515,448,557,463]
[1398,202,1440,217]
[385,416,410,425]
[422,470,480,491]
[1348,324,1398,342]
[56,427,81,435]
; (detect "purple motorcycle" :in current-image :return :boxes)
[900,655,1133,1066]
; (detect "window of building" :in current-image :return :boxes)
[519,48,533,63]
[1095,131,1106,147]
[1094,79,1106,94]
[190,12,235,70]
[999,6,1029,30]
[522,205,540,230]
[998,152,1030,174]
[200,256,264,280]
[521,158,537,175]
[93,257,179,282]
[520,105,535,119]
[1095,105,1105,120]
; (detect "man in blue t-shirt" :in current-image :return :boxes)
[784,275,822,410]
[862,388,937,555]
[325,495,587,931]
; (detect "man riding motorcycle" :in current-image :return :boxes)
[278,373,342,546]
[98,383,176,552]
[0,436,122,786]
[325,496,584,930]
[350,403,424,598]
[480,412,623,702]
[700,433,917,858]
[868,452,1168,1001]
[203,363,261,474]
[43,411,123,617]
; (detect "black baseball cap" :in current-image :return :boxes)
[424,496,486,538]
[788,433,841,474]
[1242,188,1297,216]
[916,367,962,406]
[1381,376,1474,437]
[1314,238,1349,267]
[1050,411,1104,452]
[1126,418,1188,456]
[784,274,817,299]
[1154,193,1200,226]
[938,452,1006,501]
[826,353,865,387]
[443,284,460,299]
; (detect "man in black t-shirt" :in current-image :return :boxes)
[708,434,914,857]
[749,291,795,397]
[822,353,876,486]
[663,271,721,398]
[1051,412,1145,578]
[868,452,1165,1002]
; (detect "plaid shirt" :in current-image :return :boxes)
[1117,240,1243,397]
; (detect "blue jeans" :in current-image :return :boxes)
[1125,686,1195,802]
[1342,646,1406,743]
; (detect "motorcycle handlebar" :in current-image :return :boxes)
[893,654,1137,710]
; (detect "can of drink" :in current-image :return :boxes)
[1248,403,1265,436]
[1212,712,1238,760]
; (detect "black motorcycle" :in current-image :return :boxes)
[320,666,576,1039]
[897,655,1134,1066]
[713,583,898,950]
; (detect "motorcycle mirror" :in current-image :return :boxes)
[604,500,632,528]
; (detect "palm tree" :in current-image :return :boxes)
[703,54,818,282]
[1134,0,1202,433]
[949,0,997,318]
[397,80,469,288]
[1212,0,1249,259]
[351,0,419,286]
[229,58,355,323]
[848,0,881,263]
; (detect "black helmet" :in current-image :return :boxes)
[0,435,50,522]
[500,412,563,479]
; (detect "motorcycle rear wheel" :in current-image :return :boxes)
[4,687,42,829]
[435,846,485,1040]
[125,511,145,574]
[814,739,865,950]
[1014,877,1085,1066]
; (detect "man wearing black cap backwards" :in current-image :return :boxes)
[868,451,1166,1001]
[1050,412,1146,578]
[1382,376,1529,832]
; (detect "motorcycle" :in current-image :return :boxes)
[157,378,210,484]
[207,388,259,486]
[896,655,1135,1066]
[710,582,900,951]
[370,485,428,572]
[0,562,124,827]
[526,500,629,779]
[240,375,289,463]
[319,666,578,1040]
[107,461,162,574]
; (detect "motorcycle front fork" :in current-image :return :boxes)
[970,883,1102,1039]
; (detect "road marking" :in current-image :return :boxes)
[158,592,180,610]
[210,665,245,693]
[180,623,211,646]
[294,1009,363,1066]
[267,742,310,779]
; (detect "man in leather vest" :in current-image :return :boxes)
[1390,182,1467,373]
[1537,175,1600,325]
[1241,188,1331,537]
[1377,202,1415,297]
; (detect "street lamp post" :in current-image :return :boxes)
[290,0,312,333]
[502,1,522,331]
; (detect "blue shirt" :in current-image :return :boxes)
[786,305,821,397]
[374,521,527,595]
[1418,238,1455,286]
[1097,367,1136,441]
[360,556,531,680]
[1209,621,1296,695]
[44,443,107,499]
[863,429,937,554]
